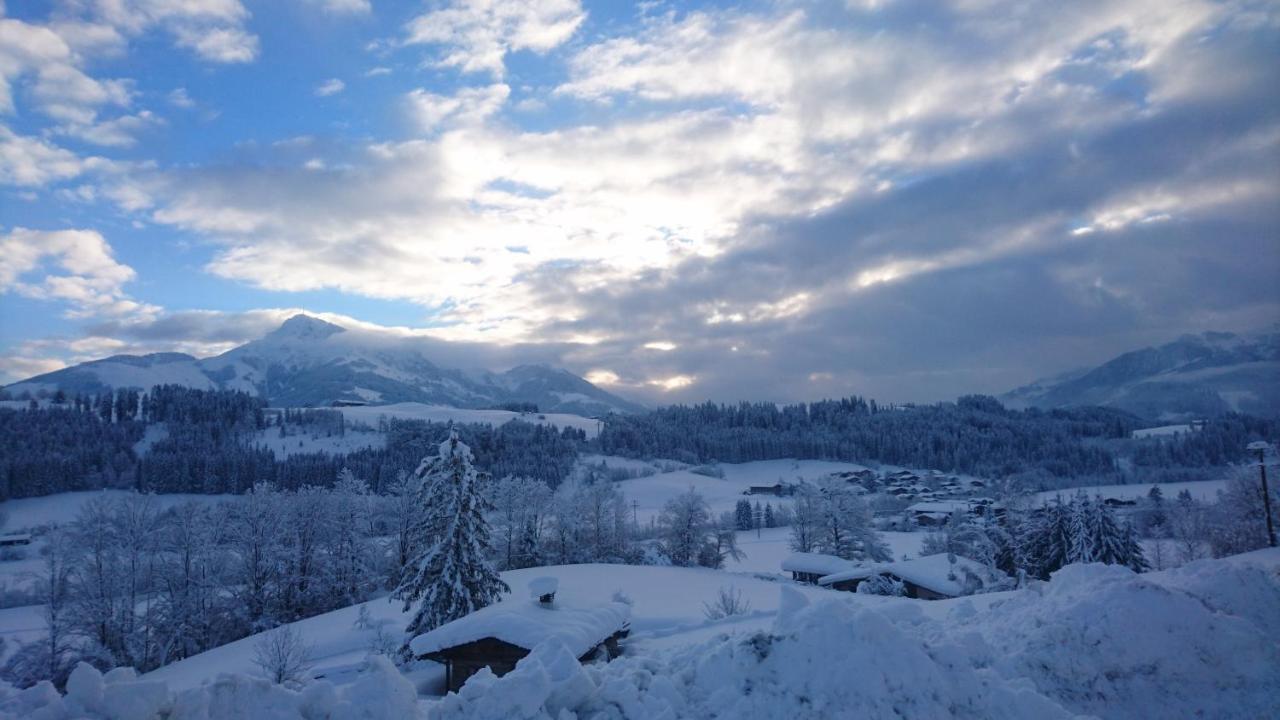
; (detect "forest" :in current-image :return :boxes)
[1,386,1277,502]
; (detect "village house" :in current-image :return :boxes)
[781,552,855,584]
[0,533,31,548]
[409,578,630,693]
[745,481,798,497]
[817,554,1003,599]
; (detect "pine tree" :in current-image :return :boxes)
[735,499,754,531]
[393,431,509,644]
[764,503,775,528]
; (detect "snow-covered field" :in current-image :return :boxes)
[0,491,233,533]
[6,549,1277,719]
[250,428,386,458]
[332,403,604,438]
[1132,424,1194,438]
[615,458,873,524]
[726,527,925,576]
[1032,479,1226,505]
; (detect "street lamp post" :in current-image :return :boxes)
[1246,441,1276,548]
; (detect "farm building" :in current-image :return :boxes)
[409,578,630,692]
[781,552,856,584]
[818,553,1004,599]
[0,533,31,547]
[746,482,798,497]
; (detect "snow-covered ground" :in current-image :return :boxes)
[615,458,873,524]
[726,527,926,576]
[1032,479,1226,505]
[250,428,386,458]
[332,403,604,438]
[0,491,233,533]
[8,549,1276,719]
[1132,424,1194,438]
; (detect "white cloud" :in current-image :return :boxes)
[404,0,585,76]
[304,0,372,15]
[0,126,96,186]
[0,227,159,320]
[168,87,195,108]
[405,83,509,131]
[172,25,258,63]
[315,78,346,97]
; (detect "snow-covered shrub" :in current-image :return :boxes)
[702,585,751,621]
[856,574,906,597]
[253,625,314,686]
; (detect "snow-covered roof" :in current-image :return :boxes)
[819,553,997,597]
[409,599,630,659]
[780,552,854,575]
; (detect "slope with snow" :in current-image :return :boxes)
[334,403,604,439]
[6,550,1278,719]
[1002,331,1280,419]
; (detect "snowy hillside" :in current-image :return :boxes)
[1003,331,1280,420]
[5,551,1278,719]
[334,403,604,439]
[3,315,643,416]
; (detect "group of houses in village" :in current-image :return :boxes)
[745,467,990,504]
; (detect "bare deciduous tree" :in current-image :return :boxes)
[252,625,314,686]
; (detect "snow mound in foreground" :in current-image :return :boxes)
[434,589,1080,720]
[434,556,1280,720]
[0,656,415,720]
[963,561,1280,720]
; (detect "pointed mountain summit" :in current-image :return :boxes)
[4,316,642,415]
[266,314,346,341]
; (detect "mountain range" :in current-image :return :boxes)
[3,315,645,416]
[1002,331,1280,420]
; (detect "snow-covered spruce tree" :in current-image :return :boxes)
[735,499,754,532]
[1067,493,1095,564]
[393,430,509,644]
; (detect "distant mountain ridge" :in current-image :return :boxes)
[1003,331,1280,420]
[4,315,645,416]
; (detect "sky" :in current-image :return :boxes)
[0,0,1277,407]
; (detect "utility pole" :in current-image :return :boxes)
[1248,441,1276,548]
[632,500,638,527]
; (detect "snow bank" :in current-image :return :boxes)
[431,552,1280,720]
[962,561,1280,719]
[432,590,1079,720]
[0,657,417,720]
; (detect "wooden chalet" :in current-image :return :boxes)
[818,553,1004,600]
[409,578,631,693]
[781,552,854,584]
[0,533,31,547]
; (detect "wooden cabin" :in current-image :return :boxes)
[818,554,1004,599]
[781,552,854,584]
[410,578,631,693]
[0,533,32,547]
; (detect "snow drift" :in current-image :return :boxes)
[0,657,416,720]
[433,554,1280,720]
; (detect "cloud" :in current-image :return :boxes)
[0,227,159,320]
[304,0,372,15]
[405,83,509,131]
[404,0,586,76]
[168,87,195,108]
[315,78,346,97]
[0,126,98,186]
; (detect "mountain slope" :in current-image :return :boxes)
[1003,331,1280,420]
[4,315,644,415]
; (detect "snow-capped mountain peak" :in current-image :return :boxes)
[4,316,643,415]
